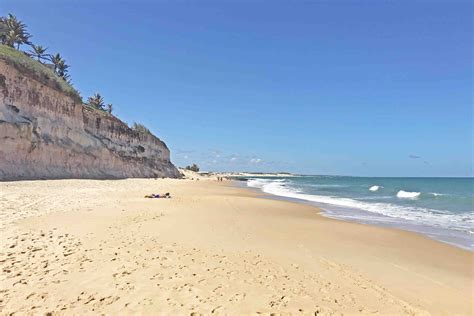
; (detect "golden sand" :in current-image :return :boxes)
[1,179,472,314]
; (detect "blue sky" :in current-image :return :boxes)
[3,1,472,176]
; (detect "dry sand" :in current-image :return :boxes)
[0,179,472,315]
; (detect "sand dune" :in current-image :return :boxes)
[0,179,471,314]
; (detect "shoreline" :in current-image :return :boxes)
[236,178,473,255]
[238,177,473,252]
[247,184,473,252]
[1,178,472,314]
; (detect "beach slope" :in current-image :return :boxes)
[1,179,472,314]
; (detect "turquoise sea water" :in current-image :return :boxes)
[245,176,473,250]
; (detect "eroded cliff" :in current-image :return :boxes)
[0,58,180,180]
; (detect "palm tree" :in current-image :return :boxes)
[27,44,48,62]
[56,59,69,79]
[49,53,63,72]
[87,93,105,110]
[2,14,31,49]
[106,103,113,114]
[48,53,70,80]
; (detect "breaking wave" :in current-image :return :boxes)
[397,190,421,199]
[247,178,474,242]
[369,185,380,192]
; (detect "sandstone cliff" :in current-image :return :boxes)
[0,54,180,180]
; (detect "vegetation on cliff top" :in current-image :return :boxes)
[0,13,119,116]
[0,13,158,139]
[85,92,114,114]
[131,122,151,135]
[0,13,30,49]
[0,45,82,102]
[1,14,72,83]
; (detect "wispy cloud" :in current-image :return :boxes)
[408,154,431,165]
[176,149,195,154]
[174,148,289,172]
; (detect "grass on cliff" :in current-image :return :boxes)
[0,45,82,102]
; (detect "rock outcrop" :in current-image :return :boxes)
[0,59,180,180]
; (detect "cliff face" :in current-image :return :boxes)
[0,60,180,180]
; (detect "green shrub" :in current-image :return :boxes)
[132,122,151,135]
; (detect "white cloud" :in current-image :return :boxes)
[250,158,262,164]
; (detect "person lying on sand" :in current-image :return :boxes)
[144,192,171,199]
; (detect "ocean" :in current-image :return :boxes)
[244,176,473,250]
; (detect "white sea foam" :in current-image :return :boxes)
[369,185,380,192]
[397,190,421,199]
[247,178,474,235]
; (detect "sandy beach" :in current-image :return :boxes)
[0,178,472,315]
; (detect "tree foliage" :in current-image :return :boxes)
[185,164,200,172]
[1,14,71,83]
[132,122,151,134]
[1,14,31,49]
[0,13,127,121]
[87,93,105,110]
[27,44,48,62]
[48,53,70,81]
